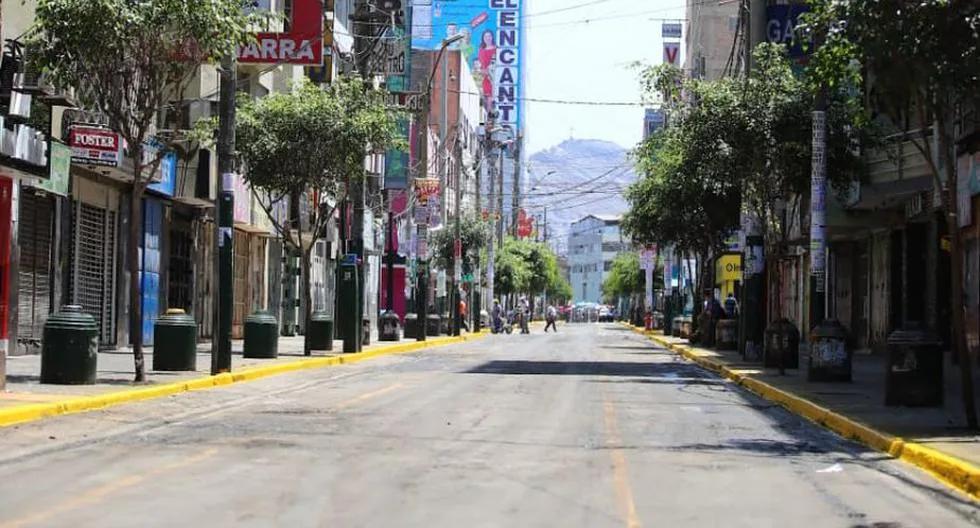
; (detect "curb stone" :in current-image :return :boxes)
[0,332,488,429]
[622,323,980,501]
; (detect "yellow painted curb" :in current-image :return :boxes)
[0,331,488,429]
[622,323,980,501]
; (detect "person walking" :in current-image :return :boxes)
[724,292,739,319]
[518,297,531,334]
[545,304,558,333]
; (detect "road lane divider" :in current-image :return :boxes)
[620,323,980,502]
[0,332,488,429]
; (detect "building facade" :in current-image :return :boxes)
[567,215,627,304]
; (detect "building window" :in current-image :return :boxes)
[604,261,613,272]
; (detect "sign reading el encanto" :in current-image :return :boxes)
[412,0,526,141]
[238,0,324,65]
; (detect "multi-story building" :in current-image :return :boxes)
[684,0,739,80]
[567,214,628,304]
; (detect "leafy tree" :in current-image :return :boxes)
[601,252,642,301]
[31,0,263,381]
[493,237,567,303]
[429,217,491,274]
[625,45,868,312]
[237,77,400,355]
[801,0,980,427]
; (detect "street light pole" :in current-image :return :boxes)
[416,33,464,341]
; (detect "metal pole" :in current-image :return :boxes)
[497,147,504,249]
[211,53,235,375]
[511,135,521,237]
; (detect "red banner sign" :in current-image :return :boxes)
[68,126,121,167]
[238,0,324,65]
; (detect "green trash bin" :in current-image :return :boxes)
[244,311,279,359]
[153,309,198,371]
[308,312,334,351]
[41,305,99,385]
[403,313,419,339]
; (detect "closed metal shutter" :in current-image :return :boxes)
[70,201,117,346]
[17,191,53,348]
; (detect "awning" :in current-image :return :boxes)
[234,222,273,236]
[847,176,934,211]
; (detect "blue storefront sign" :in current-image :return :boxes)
[147,150,177,197]
[766,5,811,59]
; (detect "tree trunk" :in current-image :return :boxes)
[129,153,146,382]
[939,115,978,429]
[301,246,314,356]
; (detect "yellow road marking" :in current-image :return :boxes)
[333,383,404,410]
[0,448,218,528]
[603,396,641,528]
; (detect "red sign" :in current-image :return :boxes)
[68,126,121,167]
[414,178,441,204]
[516,208,534,238]
[663,42,680,66]
[238,0,324,65]
[454,239,462,258]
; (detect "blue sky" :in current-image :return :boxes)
[524,0,685,154]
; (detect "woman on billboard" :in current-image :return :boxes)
[477,29,496,103]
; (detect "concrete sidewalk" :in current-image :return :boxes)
[1,332,478,408]
[634,326,980,498]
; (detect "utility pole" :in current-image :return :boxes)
[486,129,496,312]
[497,146,505,249]
[211,53,235,375]
[511,134,522,237]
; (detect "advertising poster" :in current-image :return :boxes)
[412,0,525,143]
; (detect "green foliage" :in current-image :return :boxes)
[237,77,401,199]
[429,218,492,271]
[493,238,568,299]
[32,0,264,148]
[601,253,642,300]
[625,44,869,254]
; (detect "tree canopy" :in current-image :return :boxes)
[237,77,400,249]
[624,44,868,256]
[493,238,569,301]
[601,252,660,303]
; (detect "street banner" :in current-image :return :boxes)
[662,23,682,39]
[663,42,680,66]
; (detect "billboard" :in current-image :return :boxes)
[411,0,525,139]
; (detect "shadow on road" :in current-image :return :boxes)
[463,360,714,379]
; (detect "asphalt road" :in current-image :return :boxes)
[0,324,976,527]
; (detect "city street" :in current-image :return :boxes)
[0,324,976,527]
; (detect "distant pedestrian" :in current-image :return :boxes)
[724,293,739,319]
[518,297,530,334]
[545,305,558,332]
[459,295,470,332]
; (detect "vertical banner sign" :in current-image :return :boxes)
[412,0,525,147]
[641,247,656,311]
[810,111,827,292]
[663,42,680,66]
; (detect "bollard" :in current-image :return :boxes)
[244,311,279,359]
[40,306,99,384]
[153,309,198,371]
[308,312,334,351]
